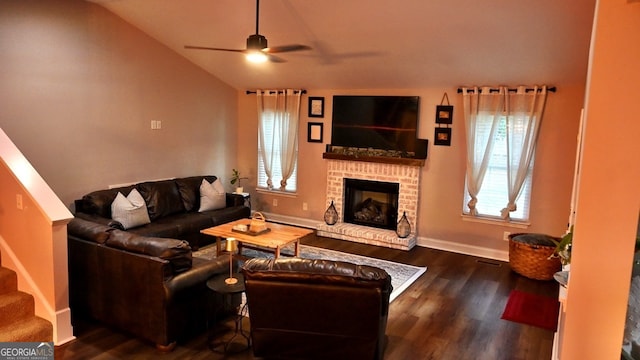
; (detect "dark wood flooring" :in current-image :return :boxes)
[59,234,559,360]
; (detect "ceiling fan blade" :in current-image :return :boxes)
[265,53,287,63]
[264,44,312,53]
[184,45,245,53]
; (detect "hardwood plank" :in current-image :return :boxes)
[61,234,558,360]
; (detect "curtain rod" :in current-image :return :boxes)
[457,86,556,94]
[245,89,307,95]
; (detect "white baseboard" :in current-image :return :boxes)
[54,307,75,346]
[259,212,509,262]
[416,237,509,262]
[259,211,322,229]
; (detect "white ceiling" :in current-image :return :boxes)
[87,0,596,91]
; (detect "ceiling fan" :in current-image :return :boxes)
[185,0,311,63]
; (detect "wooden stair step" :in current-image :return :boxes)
[0,291,35,328]
[0,316,53,342]
[0,267,18,295]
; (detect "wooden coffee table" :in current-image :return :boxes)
[201,219,314,258]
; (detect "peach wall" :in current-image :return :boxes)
[561,0,640,358]
[0,0,238,208]
[0,0,238,346]
[1,126,74,344]
[237,85,585,256]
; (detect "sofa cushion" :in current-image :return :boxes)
[81,185,136,218]
[111,189,151,229]
[106,230,192,273]
[67,217,114,244]
[127,212,214,239]
[137,180,185,221]
[202,205,251,226]
[175,175,217,212]
[199,178,226,212]
[126,220,181,239]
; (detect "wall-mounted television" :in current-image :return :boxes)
[331,95,420,153]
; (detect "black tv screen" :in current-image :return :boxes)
[331,95,420,152]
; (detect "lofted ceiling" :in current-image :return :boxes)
[87,0,596,91]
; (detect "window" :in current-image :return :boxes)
[462,120,533,220]
[461,86,548,222]
[463,115,533,221]
[257,110,298,192]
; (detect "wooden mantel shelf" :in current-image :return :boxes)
[322,152,425,167]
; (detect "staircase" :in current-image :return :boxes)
[0,251,53,342]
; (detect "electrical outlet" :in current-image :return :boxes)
[503,231,511,241]
[16,194,23,210]
[273,198,278,207]
[302,202,308,211]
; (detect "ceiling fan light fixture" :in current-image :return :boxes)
[184,0,310,63]
[246,51,268,63]
[247,34,268,50]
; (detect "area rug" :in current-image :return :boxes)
[193,243,426,303]
[501,290,560,331]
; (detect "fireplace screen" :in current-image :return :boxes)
[343,178,399,230]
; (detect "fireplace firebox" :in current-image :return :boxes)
[343,178,399,230]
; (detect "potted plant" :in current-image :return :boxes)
[230,168,248,193]
[551,226,573,267]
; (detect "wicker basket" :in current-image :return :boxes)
[249,212,267,233]
[508,233,562,280]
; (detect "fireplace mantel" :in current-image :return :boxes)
[322,152,425,167]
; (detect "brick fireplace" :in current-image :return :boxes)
[317,159,421,250]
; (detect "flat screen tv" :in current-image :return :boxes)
[331,95,420,153]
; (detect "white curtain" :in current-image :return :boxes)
[461,85,548,219]
[256,89,301,190]
[462,86,505,216]
[256,90,274,188]
[278,89,301,189]
[501,85,548,220]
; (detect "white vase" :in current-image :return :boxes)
[235,187,244,194]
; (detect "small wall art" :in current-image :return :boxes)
[435,92,453,124]
[307,122,324,143]
[434,92,453,146]
[436,105,453,124]
[308,97,324,118]
[434,127,452,146]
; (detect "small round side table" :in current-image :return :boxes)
[206,273,250,354]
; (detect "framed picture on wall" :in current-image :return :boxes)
[435,105,454,124]
[308,97,324,118]
[434,127,452,146]
[307,122,324,143]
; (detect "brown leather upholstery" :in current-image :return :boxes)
[68,218,237,348]
[137,179,186,221]
[242,258,392,360]
[74,175,250,249]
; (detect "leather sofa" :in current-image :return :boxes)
[68,175,249,349]
[67,218,240,350]
[73,175,251,249]
[241,258,393,360]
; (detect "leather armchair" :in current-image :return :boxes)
[67,218,237,350]
[241,258,392,360]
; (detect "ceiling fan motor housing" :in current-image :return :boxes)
[247,34,268,50]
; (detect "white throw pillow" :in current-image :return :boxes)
[111,189,151,229]
[199,178,226,212]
